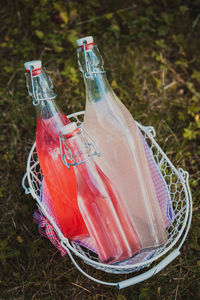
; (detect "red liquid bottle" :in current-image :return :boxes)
[60,123,141,263]
[24,60,88,239]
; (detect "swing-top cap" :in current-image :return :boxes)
[61,122,78,135]
[76,36,94,47]
[24,60,42,71]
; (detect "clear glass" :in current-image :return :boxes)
[63,128,141,263]
[26,68,89,239]
[77,44,168,249]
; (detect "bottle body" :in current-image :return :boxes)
[77,41,167,249]
[83,94,167,248]
[36,111,88,239]
[113,93,174,228]
[63,126,141,263]
[25,62,88,239]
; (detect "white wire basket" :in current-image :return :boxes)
[22,111,192,289]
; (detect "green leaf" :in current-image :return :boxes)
[53,45,63,53]
[155,39,166,49]
[193,13,200,28]
[105,13,113,19]
[60,11,68,24]
[183,128,196,140]
[192,70,200,82]
[61,65,78,83]
[35,30,44,39]
[179,6,189,14]
[111,80,119,89]
[3,66,14,73]
[67,30,78,48]
[117,295,126,300]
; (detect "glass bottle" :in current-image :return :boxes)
[24,60,88,239]
[76,37,167,249]
[60,122,141,263]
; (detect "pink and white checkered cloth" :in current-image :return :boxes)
[140,131,174,227]
[33,209,67,256]
[34,132,173,265]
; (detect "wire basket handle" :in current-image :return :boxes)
[63,242,180,289]
[117,249,180,289]
[22,172,31,195]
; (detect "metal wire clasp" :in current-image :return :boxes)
[82,42,106,78]
[59,124,101,170]
[29,65,39,106]
[29,66,56,106]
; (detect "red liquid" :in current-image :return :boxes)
[67,133,141,263]
[97,166,141,260]
[36,114,89,239]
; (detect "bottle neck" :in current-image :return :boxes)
[26,68,62,120]
[66,129,91,165]
[83,73,111,103]
[35,98,61,120]
[77,44,112,103]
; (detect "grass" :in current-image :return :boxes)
[0,0,199,299]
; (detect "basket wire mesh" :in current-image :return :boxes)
[22,111,192,289]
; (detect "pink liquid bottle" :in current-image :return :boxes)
[76,36,167,249]
[59,122,141,263]
[24,60,88,239]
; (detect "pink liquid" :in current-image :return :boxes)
[36,114,89,239]
[83,95,167,249]
[66,131,141,263]
[113,96,172,226]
